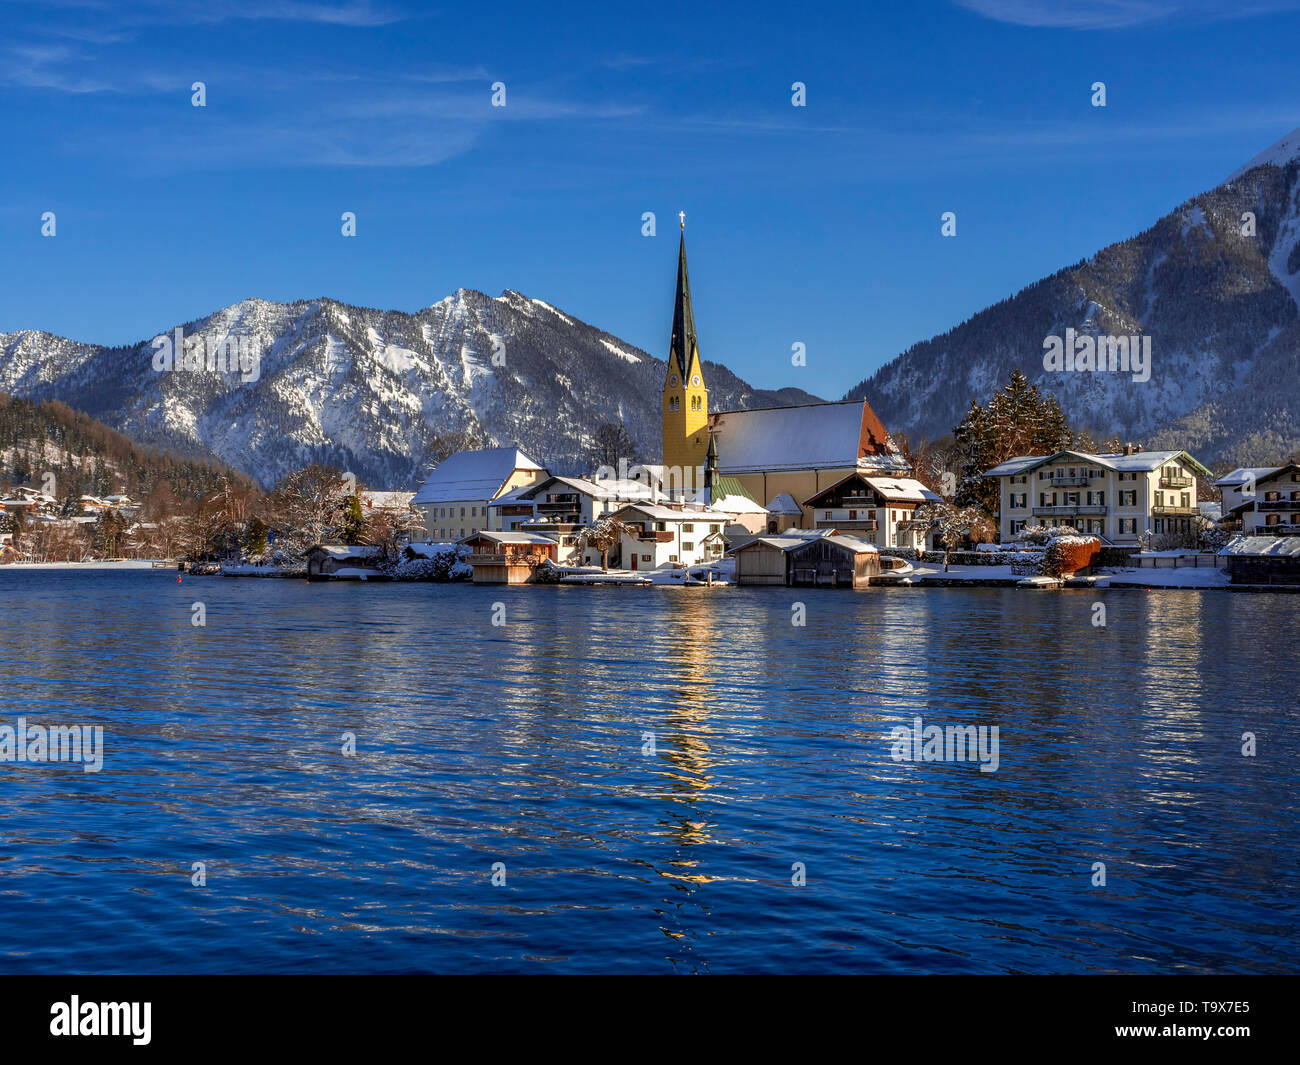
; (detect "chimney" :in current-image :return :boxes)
[1123,443,1135,456]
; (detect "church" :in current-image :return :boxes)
[659,220,920,535]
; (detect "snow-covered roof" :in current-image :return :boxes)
[311,544,383,558]
[709,400,908,475]
[863,477,942,503]
[1219,535,1300,557]
[412,448,545,506]
[732,532,878,554]
[492,474,658,506]
[765,493,803,515]
[713,493,767,515]
[1214,467,1279,487]
[362,490,415,510]
[462,530,558,546]
[983,449,1209,477]
[612,503,732,523]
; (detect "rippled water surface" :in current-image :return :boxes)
[1,569,1296,973]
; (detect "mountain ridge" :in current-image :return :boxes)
[844,126,1300,467]
[0,288,819,489]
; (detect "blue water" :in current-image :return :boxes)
[1,568,1296,973]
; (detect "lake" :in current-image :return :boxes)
[1,568,1296,973]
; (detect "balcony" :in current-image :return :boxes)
[1046,474,1092,486]
[840,494,875,505]
[815,519,877,532]
[1151,505,1197,516]
[538,499,580,513]
[636,530,674,543]
[1032,505,1107,516]
[1259,523,1300,535]
[1160,474,1195,488]
[1257,499,1300,511]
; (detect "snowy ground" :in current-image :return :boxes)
[2,560,158,570]
[1095,567,1230,588]
[895,561,1230,588]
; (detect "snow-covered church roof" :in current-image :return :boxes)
[708,399,909,475]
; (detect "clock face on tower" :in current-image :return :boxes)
[691,374,701,387]
[670,375,679,387]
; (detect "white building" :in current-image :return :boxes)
[1215,462,1300,536]
[412,448,547,542]
[983,447,1211,544]
[607,502,733,571]
[486,474,658,531]
[801,472,942,548]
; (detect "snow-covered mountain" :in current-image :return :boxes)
[846,127,1300,466]
[0,290,816,488]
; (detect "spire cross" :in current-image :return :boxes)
[679,211,685,230]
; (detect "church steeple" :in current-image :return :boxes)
[661,215,710,492]
[669,228,696,380]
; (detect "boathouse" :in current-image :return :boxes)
[461,530,559,584]
[731,530,880,588]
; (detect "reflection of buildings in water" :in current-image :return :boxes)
[649,594,725,972]
[1136,592,1204,722]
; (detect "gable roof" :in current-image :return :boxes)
[731,531,878,555]
[1214,463,1300,488]
[765,493,803,515]
[983,449,1211,478]
[803,471,941,506]
[610,503,732,523]
[708,399,909,475]
[412,448,545,506]
[461,530,557,546]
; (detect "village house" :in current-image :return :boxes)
[982,446,1211,544]
[802,472,941,549]
[1214,463,1300,536]
[412,447,547,542]
[606,502,732,571]
[305,544,387,579]
[730,529,880,588]
[486,474,657,531]
[459,530,559,584]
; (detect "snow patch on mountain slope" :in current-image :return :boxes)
[1227,126,1300,182]
[601,338,641,362]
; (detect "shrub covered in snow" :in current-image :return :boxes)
[386,543,472,581]
[1042,534,1101,577]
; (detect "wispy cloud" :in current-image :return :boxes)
[1,0,410,28]
[954,0,1300,29]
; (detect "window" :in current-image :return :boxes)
[849,510,857,520]
[710,525,720,533]
[682,542,694,551]
[460,507,466,517]
[682,523,694,532]
[825,511,832,519]
[641,554,651,562]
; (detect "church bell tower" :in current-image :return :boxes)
[661,213,710,492]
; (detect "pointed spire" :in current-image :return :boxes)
[669,228,696,379]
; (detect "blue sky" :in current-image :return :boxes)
[3,0,1299,399]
